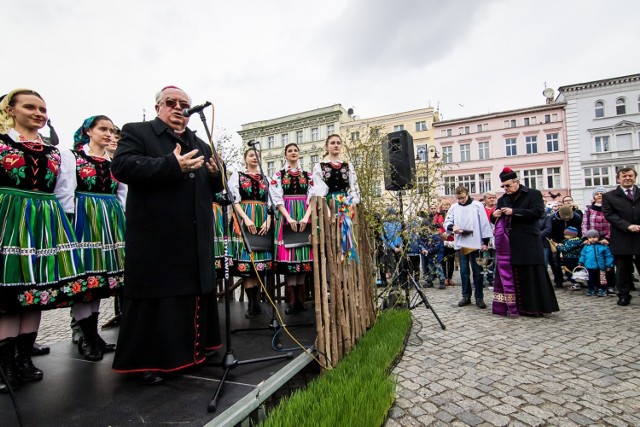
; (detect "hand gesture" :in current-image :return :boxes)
[174,144,204,172]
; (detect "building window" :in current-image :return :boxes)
[351,131,360,141]
[584,167,610,187]
[394,125,404,132]
[595,136,610,153]
[505,138,517,156]
[416,144,427,162]
[415,121,427,131]
[460,144,471,162]
[544,114,551,123]
[525,136,538,154]
[478,142,489,160]
[299,156,304,169]
[327,124,334,135]
[310,155,319,167]
[457,175,476,193]
[282,133,288,146]
[477,124,483,133]
[267,161,275,177]
[464,126,470,134]
[547,167,561,188]
[546,133,559,152]
[311,127,319,141]
[268,136,275,149]
[444,176,456,195]
[417,175,428,194]
[522,169,543,189]
[524,118,530,126]
[617,133,632,151]
[595,101,604,118]
[478,173,491,193]
[447,129,452,137]
[296,131,303,144]
[616,98,626,115]
[442,146,453,164]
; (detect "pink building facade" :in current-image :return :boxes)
[433,103,569,204]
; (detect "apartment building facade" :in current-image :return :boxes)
[433,103,569,204]
[557,73,640,208]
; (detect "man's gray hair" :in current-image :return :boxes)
[483,192,497,199]
[155,86,191,104]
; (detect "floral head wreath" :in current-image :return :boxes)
[0,88,39,134]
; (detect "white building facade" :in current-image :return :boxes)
[558,73,640,208]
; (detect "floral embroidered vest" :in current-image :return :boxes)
[320,161,350,194]
[72,150,118,194]
[0,134,60,192]
[277,168,311,196]
[238,172,268,202]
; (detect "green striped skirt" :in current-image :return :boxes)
[229,201,272,276]
[73,191,125,297]
[0,187,85,312]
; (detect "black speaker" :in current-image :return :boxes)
[382,130,415,191]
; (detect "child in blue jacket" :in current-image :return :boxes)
[556,226,583,289]
[420,223,445,289]
[578,229,614,297]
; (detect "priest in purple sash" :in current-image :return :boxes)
[493,168,559,316]
[492,215,519,317]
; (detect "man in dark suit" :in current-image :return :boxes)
[602,167,640,306]
[111,86,224,384]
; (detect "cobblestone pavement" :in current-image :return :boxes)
[385,273,640,427]
[36,274,640,427]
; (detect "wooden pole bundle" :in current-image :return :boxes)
[311,196,378,370]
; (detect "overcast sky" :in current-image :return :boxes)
[4,0,640,150]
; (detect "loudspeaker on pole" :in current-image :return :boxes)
[382,130,415,191]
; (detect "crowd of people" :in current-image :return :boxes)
[377,166,639,318]
[0,86,361,390]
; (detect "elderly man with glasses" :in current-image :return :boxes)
[492,168,559,317]
[111,86,224,384]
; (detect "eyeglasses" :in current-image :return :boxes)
[162,98,190,110]
[500,182,517,189]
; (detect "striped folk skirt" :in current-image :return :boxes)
[0,187,85,312]
[73,191,126,298]
[275,195,312,274]
[212,202,226,273]
[228,201,272,276]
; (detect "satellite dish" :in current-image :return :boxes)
[543,88,555,100]
[347,107,354,116]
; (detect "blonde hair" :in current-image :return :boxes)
[0,89,44,134]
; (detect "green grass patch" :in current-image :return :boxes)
[261,309,412,427]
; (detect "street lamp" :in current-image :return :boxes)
[416,146,439,206]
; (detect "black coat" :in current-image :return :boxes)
[497,185,545,265]
[111,118,224,299]
[550,211,583,243]
[602,185,640,255]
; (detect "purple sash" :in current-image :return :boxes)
[492,216,519,317]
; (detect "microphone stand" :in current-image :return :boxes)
[192,110,293,413]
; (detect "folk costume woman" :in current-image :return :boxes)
[271,143,315,314]
[228,149,273,318]
[59,116,126,361]
[311,134,360,262]
[0,89,84,393]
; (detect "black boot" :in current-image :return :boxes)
[15,332,43,381]
[76,316,103,361]
[70,316,83,344]
[0,338,20,393]
[245,287,257,319]
[91,313,115,353]
[285,286,297,315]
[295,284,308,311]
[252,287,264,315]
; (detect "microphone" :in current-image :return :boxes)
[247,140,260,147]
[182,101,212,117]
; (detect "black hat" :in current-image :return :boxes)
[499,167,517,182]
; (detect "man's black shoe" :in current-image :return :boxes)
[458,297,471,307]
[617,295,632,306]
[138,371,164,385]
[476,299,487,309]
